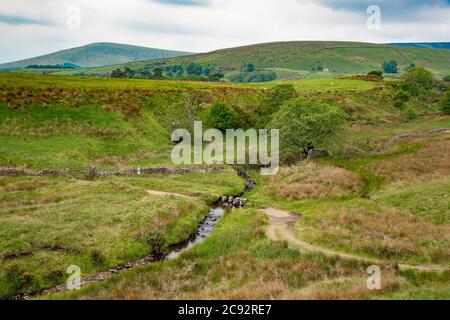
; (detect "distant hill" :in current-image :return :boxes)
[389,42,450,50]
[0,42,192,70]
[54,41,450,80]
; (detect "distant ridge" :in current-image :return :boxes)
[0,42,193,70]
[388,42,450,49]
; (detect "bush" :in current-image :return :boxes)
[444,75,450,82]
[394,90,411,109]
[270,97,345,155]
[368,70,383,79]
[89,249,106,266]
[5,264,40,293]
[145,230,167,258]
[404,108,418,120]
[441,92,450,115]
[204,101,237,130]
[402,67,434,96]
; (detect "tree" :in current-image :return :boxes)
[207,70,224,82]
[382,60,398,73]
[402,67,433,96]
[205,101,237,131]
[263,84,296,114]
[246,63,255,72]
[441,92,450,115]
[443,75,450,82]
[269,98,345,155]
[186,63,203,76]
[151,67,164,79]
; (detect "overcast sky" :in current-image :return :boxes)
[0,0,449,63]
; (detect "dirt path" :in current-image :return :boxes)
[146,190,197,200]
[260,208,448,272]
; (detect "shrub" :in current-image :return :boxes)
[404,108,418,120]
[368,70,383,79]
[205,101,237,131]
[443,75,450,82]
[145,230,167,258]
[441,92,450,115]
[89,249,106,266]
[393,90,410,108]
[270,97,345,155]
[402,67,434,96]
[5,264,40,293]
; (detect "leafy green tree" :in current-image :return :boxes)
[151,67,164,79]
[443,75,450,82]
[270,98,345,155]
[186,63,203,76]
[402,67,433,95]
[246,63,255,72]
[205,101,237,130]
[263,84,296,114]
[382,60,398,73]
[207,70,224,82]
[441,92,450,115]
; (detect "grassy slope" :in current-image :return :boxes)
[55,41,450,79]
[0,42,192,69]
[0,170,244,298]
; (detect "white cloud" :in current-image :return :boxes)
[0,0,449,63]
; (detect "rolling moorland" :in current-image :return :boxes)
[0,42,191,71]
[0,61,449,300]
[45,41,450,81]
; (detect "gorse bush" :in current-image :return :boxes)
[270,97,345,155]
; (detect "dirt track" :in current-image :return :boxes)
[260,208,448,272]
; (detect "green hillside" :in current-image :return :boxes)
[0,42,192,70]
[55,41,450,80]
[389,42,450,50]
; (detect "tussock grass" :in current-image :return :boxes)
[268,162,362,200]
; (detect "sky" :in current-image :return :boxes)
[0,0,449,63]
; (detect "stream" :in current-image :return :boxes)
[12,171,255,300]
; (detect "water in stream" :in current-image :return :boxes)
[166,206,226,260]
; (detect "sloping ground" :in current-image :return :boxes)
[261,208,448,272]
[55,41,450,79]
[0,42,192,70]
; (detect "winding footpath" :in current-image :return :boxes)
[260,208,449,272]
